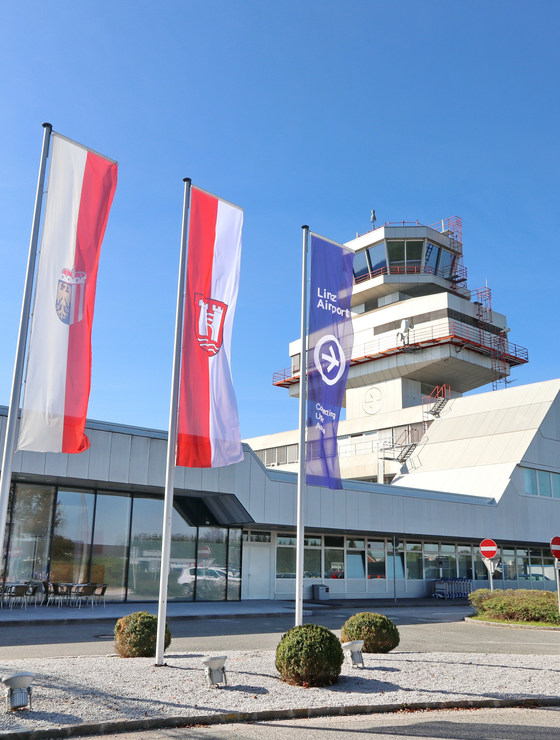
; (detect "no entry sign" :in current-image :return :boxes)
[551,536,560,559]
[480,539,497,559]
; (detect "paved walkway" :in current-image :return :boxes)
[0,597,466,624]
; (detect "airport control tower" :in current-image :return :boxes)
[245,217,529,483]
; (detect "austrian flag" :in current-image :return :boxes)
[17,133,118,454]
[176,187,244,468]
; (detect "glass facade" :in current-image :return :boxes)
[274,535,556,590]
[1,483,242,602]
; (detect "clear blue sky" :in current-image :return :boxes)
[0,2,559,440]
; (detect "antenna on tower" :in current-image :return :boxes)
[370,210,376,230]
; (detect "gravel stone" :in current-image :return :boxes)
[0,650,558,732]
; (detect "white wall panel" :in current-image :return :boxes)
[44,452,69,477]
[128,436,150,485]
[66,443,90,480]
[147,439,166,487]
[87,430,111,481]
[109,434,132,483]
[20,450,46,475]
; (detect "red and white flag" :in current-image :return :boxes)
[176,186,243,468]
[17,133,118,454]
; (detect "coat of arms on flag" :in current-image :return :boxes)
[55,267,86,325]
[195,293,227,356]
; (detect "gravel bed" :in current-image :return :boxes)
[1,650,559,733]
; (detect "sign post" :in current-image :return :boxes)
[550,536,560,616]
[480,539,498,591]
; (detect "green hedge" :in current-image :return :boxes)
[469,588,559,624]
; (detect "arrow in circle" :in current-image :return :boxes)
[321,345,340,373]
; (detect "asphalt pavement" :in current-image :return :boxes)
[2,602,560,659]
[80,707,560,740]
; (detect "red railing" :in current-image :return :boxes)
[272,320,528,387]
[353,263,468,286]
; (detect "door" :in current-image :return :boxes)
[241,541,272,599]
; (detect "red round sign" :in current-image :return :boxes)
[550,536,560,559]
[197,544,212,559]
[480,539,497,559]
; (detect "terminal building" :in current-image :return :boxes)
[2,216,560,603]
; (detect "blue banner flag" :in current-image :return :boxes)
[306,233,354,488]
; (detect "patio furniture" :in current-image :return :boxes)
[25,583,40,608]
[73,583,96,608]
[7,584,28,609]
[93,583,107,606]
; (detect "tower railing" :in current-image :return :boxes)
[272,320,528,387]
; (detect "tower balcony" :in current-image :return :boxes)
[273,319,528,393]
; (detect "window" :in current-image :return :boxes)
[250,531,271,542]
[501,548,517,581]
[439,250,456,278]
[353,251,370,281]
[324,547,345,579]
[522,467,560,497]
[346,538,365,578]
[538,471,552,497]
[387,241,405,268]
[367,242,387,274]
[424,243,440,273]
[524,468,538,495]
[387,539,404,578]
[287,444,298,464]
[517,548,530,580]
[458,544,473,579]
[406,542,423,580]
[406,241,423,268]
[91,493,131,602]
[367,541,386,579]
[265,448,276,466]
[51,490,94,585]
[6,484,55,583]
[278,533,297,546]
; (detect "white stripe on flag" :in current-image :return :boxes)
[18,136,87,452]
[208,199,244,467]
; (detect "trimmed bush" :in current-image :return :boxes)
[114,611,171,658]
[275,623,344,687]
[468,588,560,624]
[341,612,400,653]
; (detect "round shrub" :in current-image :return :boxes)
[114,611,171,658]
[341,612,400,653]
[275,623,344,687]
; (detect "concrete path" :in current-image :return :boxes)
[81,707,560,740]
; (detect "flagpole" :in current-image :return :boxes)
[155,177,192,666]
[0,123,52,568]
[295,226,309,626]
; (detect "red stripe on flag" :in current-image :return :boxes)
[62,151,118,454]
[176,188,217,467]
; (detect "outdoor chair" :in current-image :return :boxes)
[73,583,96,608]
[51,582,69,608]
[93,583,107,606]
[7,584,28,609]
[25,583,40,608]
[42,580,55,606]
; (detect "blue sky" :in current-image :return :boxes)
[0,2,559,440]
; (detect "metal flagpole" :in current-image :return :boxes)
[295,226,309,627]
[0,122,52,563]
[155,178,192,666]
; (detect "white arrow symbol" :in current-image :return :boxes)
[322,345,340,373]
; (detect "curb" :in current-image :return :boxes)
[464,616,560,631]
[1,697,558,740]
